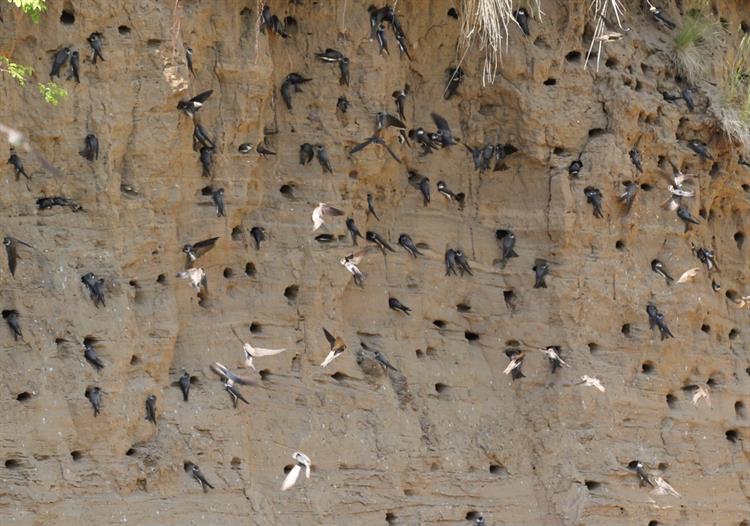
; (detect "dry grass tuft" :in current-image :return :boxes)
[718,34,750,152]
[671,1,719,84]
[459,0,542,86]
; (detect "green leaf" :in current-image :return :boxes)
[38,82,67,105]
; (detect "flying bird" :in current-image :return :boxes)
[3,236,33,277]
[340,248,375,287]
[349,134,401,163]
[281,451,311,491]
[320,328,346,367]
[651,477,681,497]
[81,272,106,307]
[280,73,312,110]
[431,113,457,147]
[230,326,288,371]
[183,236,219,266]
[176,267,207,294]
[177,90,213,117]
[539,346,570,373]
[576,375,605,392]
[676,267,701,284]
[503,349,525,380]
[210,362,254,408]
[312,203,344,231]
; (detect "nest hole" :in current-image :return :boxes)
[433,320,446,328]
[615,240,625,251]
[735,401,747,419]
[16,392,31,402]
[466,511,480,520]
[588,128,606,138]
[588,342,599,353]
[70,450,82,461]
[348,170,358,179]
[553,147,567,156]
[621,323,631,336]
[259,369,271,381]
[250,322,261,334]
[726,289,740,301]
[434,383,449,394]
[605,57,618,69]
[118,25,131,34]
[649,522,661,526]
[331,372,346,381]
[456,303,471,312]
[5,459,20,469]
[447,7,458,18]
[585,480,601,490]
[279,184,294,197]
[231,457,241,466]
[284,284,299,300]
[735,232,745,249]
[543,78,557,86]
[489,463,508,476]
[640,183,653,191]
[565,50,581,62]
[729,328,740,340]
[60,9,75,24]
[415,349,424,358]
[464,331,479,341]
[726,429,740,443]
[701,324,711,333]
[130,355,140,365]
[156,273,166,284]
[385,512,397,525]
[245,262,256,277]
[223,267,234,279]
[641,361,655,374]
[666,393,677,409]
[231,226,243,240]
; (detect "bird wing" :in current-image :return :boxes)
[210,361,230,381]
[230,326,246,345]
[280,81,293,110]
[322,328,336,348]
[676,267,700,283]
[322,205,344,216]
[251,346,288,357]
[503,358,520,375]
[320,350,337,367]
[281,464,302,491]
[375,137,402,163]
[383,113,406,129]
[5,244,16,276]
[350,136,376,155]
[349,246,378,265]
[430,112,451,134]
[192,236,219,251]
[190,90,213,104]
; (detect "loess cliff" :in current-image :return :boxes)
[1,0,750,525]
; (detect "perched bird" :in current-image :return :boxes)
[584,186,603,218]
[539,346,569,373]
[476,516,485,526]
[189,463,214,492]
[647,303,674,340]
[230,327,288,371]
[375,23,389,54]
[199,145,213,177]
[238,143,253,154]
[437,180,463,204]
[320,328,346,367]
[315,49,350,85]
[431,113,457,147]
[210,187,225,217]
[299,143,314,165]
[250,226,265,250]
[392,85,409,120]
[366,230,394,253]
[183,237,219,266]
[410,127,439,155]
[444,66,464,99]
[695,247,715,271]
[686,139,712,160]
[676,205,700,228]
[575,375,605,392]
[398,233,422,257]
[514,7,530,35]
[682,88,695,111]
[619,181,638,213]
[79,134,99,161]
[646,0,676,30]
[315,144,333,174]
[676,267,700,284]
[8,151,30,180]
[389,297,411,315]
[315,233,335,243]
[349,134,401,163]
[37,196,82,212]
[85,386,102,416]
[651,259,673,284]
[629,142,643,173]
[210,362,254,408]
[312,203,344,231]
[281,452,311,491]
[259,5,288,37]
[88,32,104,63]
[496,229,518,260]
[50,47,70,78]
[83,338,104,370]
[503,349,525,380]
[412,173,430,206]
[455,250,473,276]
[568,157,583,177]
[176,267,207,294]
[185,46,194,75]
[336,96,349,113]
[280,73,312,110]
[345,218,363,246]
[445,248,458,276]
[145,395,157,425]
[67,50,80,83]
[81,272,106,307]
[3,236,33,277]
[2,309,21,340]
[629,460,654,487]
[533,259,549,288]
[178,372,191,402]
[373,349,397,371]
[193,123,214,150]
[256,142,276,157]
[177,90,213,117]
[395,32,412,60]
[367,193,380,221]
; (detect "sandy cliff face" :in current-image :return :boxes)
[1,0,750,524]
